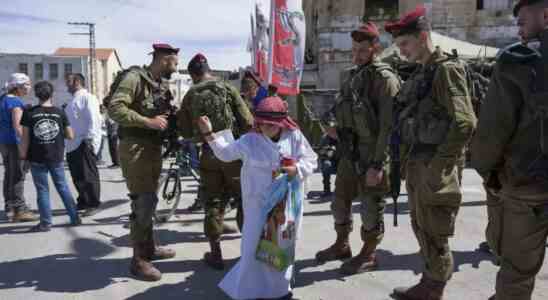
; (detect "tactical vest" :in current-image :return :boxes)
[113,66,173,140]
[396,59,457,147]
[191,80,240,137]
[335,62,396,161]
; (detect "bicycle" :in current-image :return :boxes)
[154,140,201,223]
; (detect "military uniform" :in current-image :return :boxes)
[107,43,180,281]
[384,7,477,298]
[315,28,401,274]
[177,59,253,269]
[472,13,548,298]
[317,134,338,196]
[399,46,477,282]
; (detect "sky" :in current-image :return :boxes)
[0,0,271,70]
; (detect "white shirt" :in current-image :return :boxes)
[65,88,102,154]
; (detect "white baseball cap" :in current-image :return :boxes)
[5,73,31,90]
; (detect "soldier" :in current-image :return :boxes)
[472,1,548,299]
[108,43,179,281]
[314,22,401,275]
[317,129,338,198]
[240,70,261,109]
[385,5,477,299]
[177,54,253,270]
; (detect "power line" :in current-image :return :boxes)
[68,22,97,96]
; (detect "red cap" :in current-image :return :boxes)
[385,5,428,37]
[513,0,543,16]
[189,53,207,65]
[149,43,180,55]
[351,22,380,42]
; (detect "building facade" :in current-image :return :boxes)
[0,53,87,105]
[53,48,123,102]
[302,0,518,90]
[0,48,123,106]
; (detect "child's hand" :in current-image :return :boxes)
[197,116,213,134]
[281,166,298,178]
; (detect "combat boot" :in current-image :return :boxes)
[203,239,224,270]
[340,226,383,275]
[393,276,446,300]
[144,237,176,261]
[315,223,352,263]
[130,244,162,281]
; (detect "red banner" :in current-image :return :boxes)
[270,0,305,96]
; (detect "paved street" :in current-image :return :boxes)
[1,160,547,300]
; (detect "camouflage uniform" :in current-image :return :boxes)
[315,58,400,274]
[108,63,177,281]
[177,78,253,241]
[397,48,477,283]
[108,67,169,245]
[472,32,548,300]
[317,134,338,195]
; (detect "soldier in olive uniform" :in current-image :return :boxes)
[472,1,548,299]
[108,44,180,281]
[386,6,477,299]
[314,22,401,275]
[177,54,254,270]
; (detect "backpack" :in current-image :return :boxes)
[192,80,243,136]
[103,66,157,108]
[389,51,493,119]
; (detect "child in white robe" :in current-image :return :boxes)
[197,96,317,300]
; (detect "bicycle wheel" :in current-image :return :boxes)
[154,170,182,223]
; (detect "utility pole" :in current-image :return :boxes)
[68,22,97,96]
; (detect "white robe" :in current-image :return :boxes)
[208,129,317,300]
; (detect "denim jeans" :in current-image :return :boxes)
[30,162,78,225]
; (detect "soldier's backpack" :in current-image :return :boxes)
[447,50,495,118]
[103,66,156,108]
[191,80,245,137]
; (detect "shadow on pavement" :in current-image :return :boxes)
[124,258,236,300]
[294,248,496,289]
[110,229,241,248]
[0,237,234,297]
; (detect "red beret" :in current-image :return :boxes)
[189,53,207,65]
[514,0,543,16]
[150,43,180,55]
[385,5,428,37]
[187,53,209,74]
[351,22,380,42]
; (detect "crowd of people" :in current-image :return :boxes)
[0,69,120,231]
[1,1,548,300]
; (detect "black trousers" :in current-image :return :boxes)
[107,134,119,165]
[0,143,29,212]
[66,141,101,208]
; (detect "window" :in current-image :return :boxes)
[49,63,59,80]
[34,63,43,80]
[364,0,398,20]
[478,0,512,11]
[64,63,73,77]
[18,63,28,75]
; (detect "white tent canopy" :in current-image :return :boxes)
[380,31,499,60]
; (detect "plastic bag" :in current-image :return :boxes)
[256,175,303,271]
